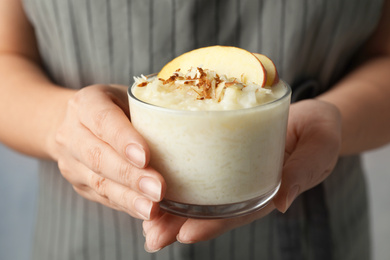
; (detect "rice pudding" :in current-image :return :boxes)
[129,67,291,218]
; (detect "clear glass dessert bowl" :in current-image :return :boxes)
[128,76,291,219]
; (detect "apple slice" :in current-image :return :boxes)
[158,46,266,87]
[253,53,279,86]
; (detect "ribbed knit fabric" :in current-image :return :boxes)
[22,0,383,259]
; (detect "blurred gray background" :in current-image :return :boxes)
[1,143,389,260]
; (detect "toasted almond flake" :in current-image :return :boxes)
[150,67,262,102]
[137,81,149,87]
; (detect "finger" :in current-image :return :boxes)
[74,183,160,221]
[72,85,149,168]
[275,136,339,213]
[142,210,165,235]
[273,101,341,213]
[59,155,127,213]
[64,122,165,202]
[142,203,275,251]
[61,156,160,220]
[87,172,161,220]
[143,212,187,252]
[73,185,123,212]
[176,203,275,244]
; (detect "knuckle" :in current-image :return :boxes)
[67,91,85,115]
[118,189,132,209]
[86,145,104,174]
[117,162,135,186]
[90,175,108,198]
[57,159,68,175]
[67,87,95,114]
[54,125,68,146]
[67,95,79,111]
[110,127,124,144]
[93,108,114,139]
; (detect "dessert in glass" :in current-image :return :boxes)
[128,46,291,218]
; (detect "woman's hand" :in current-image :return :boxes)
[49,84,166,220]
[273,99,342,212]
[142,99,342,252]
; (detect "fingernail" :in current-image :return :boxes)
[144,242,162,253]
[285,185,300,212]
[176,234,194,244]
[126,144,146,168]
[139,177,161,201]
[134,197,152,220]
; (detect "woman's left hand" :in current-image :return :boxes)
[142,99,342,252]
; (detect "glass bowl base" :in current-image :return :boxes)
[159,183,280,219]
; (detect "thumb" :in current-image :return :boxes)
[273,134,339,213]
[273,100,341,213]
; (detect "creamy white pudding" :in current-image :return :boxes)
[128,68,291,217]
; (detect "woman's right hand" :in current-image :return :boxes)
[49,84,166,220]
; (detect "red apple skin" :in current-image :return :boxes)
[158,46,267,87]
[253,53,279,86]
